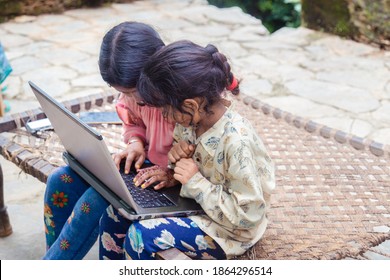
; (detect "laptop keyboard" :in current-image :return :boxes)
[120,172,175,208]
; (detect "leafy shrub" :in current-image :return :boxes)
[208,0,301,33]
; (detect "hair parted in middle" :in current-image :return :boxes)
[98,21,165,89]
[137,40,239,113]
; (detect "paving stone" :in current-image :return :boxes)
[350,119,374,138]
[0,33,33,48]
[205,6,261,26]
[129,11,167,23]
[240,78,273,96]
[72,41,101,56]
[229,25,269,41]
[184,24,231,38]
[0,28,7,37]
[372,102,390,124]
[1,99,40,114]
[21,78,71,98]
[234,54,279,77]
[71,74,107,88]
[217,41,249,59]
[46,30,99,45]
[370,128,390,146]
[285,79,381,114]
[10,56,48,75]
[34,14,75,26]
[170,7,209,24]
[348,56,387,72]
[311,36,378,56]
[2,76,22,99]
[23,66,78,81]
[275,65,315,83]
[69,60,100,75]
[60,88,108,102]
[317,69,388,92]
[10,41,55,57]
[153,18,194,31]
[86,16,122,29]
[242,38,298,52]
[386,83,390,95]
[63,7,117,19]
[299,54,349,71]
[36,47,90,66]
[263,96,342,119]
[111,3,150,14]
[165,31,211,46]
[1,22,48,37]
[270,27,315,47]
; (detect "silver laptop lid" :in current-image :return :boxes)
[29,81,134,207]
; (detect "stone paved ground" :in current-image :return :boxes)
[0,0,389,260]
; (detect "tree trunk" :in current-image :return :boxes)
[301,0,390,49]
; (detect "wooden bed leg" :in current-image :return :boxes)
[0,163,13,237]
[156,248,192,260]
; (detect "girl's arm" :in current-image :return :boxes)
[114,94,147,172]
[117,94,147,145]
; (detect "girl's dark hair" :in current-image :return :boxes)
[99,21,165,88]
[137,40,239,113]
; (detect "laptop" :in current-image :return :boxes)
[29,81,204,220]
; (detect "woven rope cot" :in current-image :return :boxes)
[237,96,390,260]
[0,92,389,259]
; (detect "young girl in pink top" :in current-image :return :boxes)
[111,81,175,189]
[42,22,175,259]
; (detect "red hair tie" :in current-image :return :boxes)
[227,76,238,91]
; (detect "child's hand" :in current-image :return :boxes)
[173,158,199,185]
[112,141,145,174]
[134,166,178,190]
[168,140,195,163]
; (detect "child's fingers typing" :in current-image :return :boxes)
[140,176,157,189]
[152,181,167,190]
[133,165,169,188]
[134,154,145,171]
[113,151,127,170]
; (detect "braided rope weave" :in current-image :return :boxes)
[0,93,389,259]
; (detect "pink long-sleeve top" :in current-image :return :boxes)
[116,93,174,167]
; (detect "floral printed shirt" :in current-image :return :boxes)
[172,102,275,259]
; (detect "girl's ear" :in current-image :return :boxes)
[181,99,200,115]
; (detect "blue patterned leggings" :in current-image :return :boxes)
[43,166,109,259]
[99,205,226,260]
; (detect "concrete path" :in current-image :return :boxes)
[0,0,389,260]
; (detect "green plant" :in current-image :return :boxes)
[208,0,301,33]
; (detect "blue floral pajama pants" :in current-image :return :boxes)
[99,205,227,260]
[43,166,109,259]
